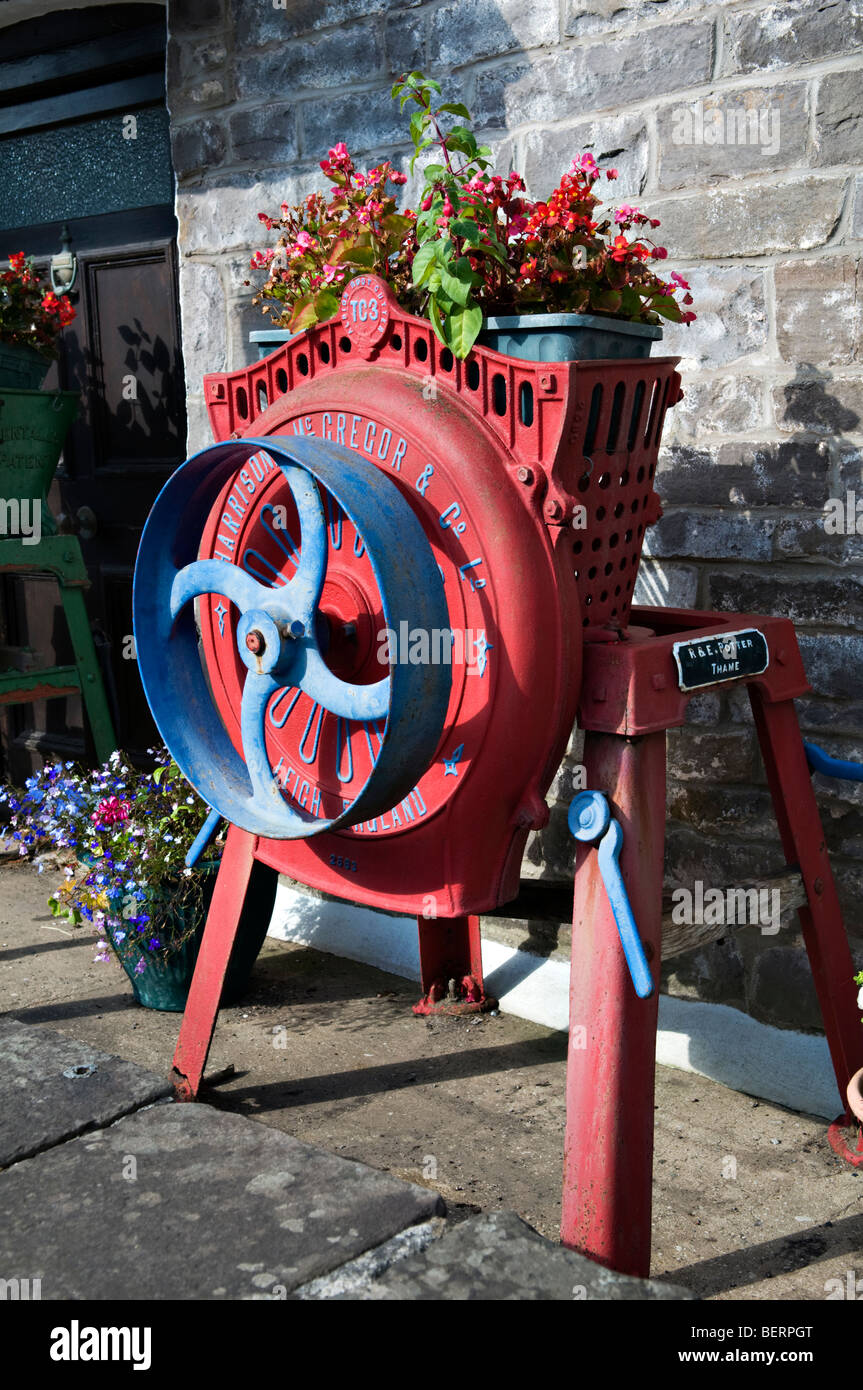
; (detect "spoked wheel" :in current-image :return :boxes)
[133,436,451,838]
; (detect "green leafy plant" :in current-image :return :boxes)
[250,72,696,358]
[250,152,416,334]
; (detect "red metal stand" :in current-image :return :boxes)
[561,730,665,1276]
[413,913,493,1015]
[561,607,863,1276]
[172,825,257,1101]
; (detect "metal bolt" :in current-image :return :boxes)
[517,466,533,485]
[546,499,563,521]
[814,876,824,896]
[245,630,265,654]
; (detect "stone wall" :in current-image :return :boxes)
[166,0,863,1031]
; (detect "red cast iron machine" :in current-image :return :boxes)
[134,274,863,1277]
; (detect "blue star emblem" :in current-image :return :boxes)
[474,632,493,678]
[214,601,227,637]
[443,743,464,777]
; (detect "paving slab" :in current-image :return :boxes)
[333,1210,696,1300]
[0,1018,171,1167]
[0,1101,445,1299]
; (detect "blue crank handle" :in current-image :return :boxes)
[595,819,654,1000]
[185,807,223,868]
[804,741,863,784]
[568,791,654,1000]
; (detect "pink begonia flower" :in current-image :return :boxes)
[606,168,618,180]
[295,230,315,249]
[91,796,130,825]
[614,205,640,225]
[670,271,691,290]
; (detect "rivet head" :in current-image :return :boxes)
[546,499,563,521]
[517,466,533,485]
[245,630,265,654]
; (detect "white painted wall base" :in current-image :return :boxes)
[268,881,844,1121]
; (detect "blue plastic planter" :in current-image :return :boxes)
[249,329,292,360]
[481,311,662,362]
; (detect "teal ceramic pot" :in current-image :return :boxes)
[105,859,276,1012]
[481,311,662,362]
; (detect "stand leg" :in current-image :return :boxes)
[172,825,256,1100]
[413,914,493,1015]
[561,730,666,1277]
[750,691,863,1100]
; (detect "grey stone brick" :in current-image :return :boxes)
[667,783,776,838]
[722,0,863,76]
[657,84,807,192]
[633,557,700,608]
[775,256,862,368]
[797,694,863,736]
[655,439,829,509]
[706,568,863,628]
[565,0,708,39]
[185,392,214,456]
[662,937,747,1008]
[168,34,232,115]
[774,376,863,434]
[650,177,847,259]
[664,373,764,443]
[521,113,649,201]
[298,90,411,158]
[384,10,427,75]
[667,726,757,782]
[474,21,714,129]
[775,512,863,564]
[237,23,383,98]
[172,117,227,181]
[178,168,319,255]
[179,260,227,386]
[797,632,863,699]
[229,104,299,165]
[665,823,787,889]
[429,0,559,70]
[815,68,863,167]
[643,509,776,561]
[658,266,767,368]
[838,442,863,490]
[228,296,267,373]
[233,0,422,47]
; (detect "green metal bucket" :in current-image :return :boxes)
[0,388,79,510]
[0,343,51,391]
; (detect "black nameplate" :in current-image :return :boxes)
[672,628,769,692]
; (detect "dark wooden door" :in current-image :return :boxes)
[44,237,187,759]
